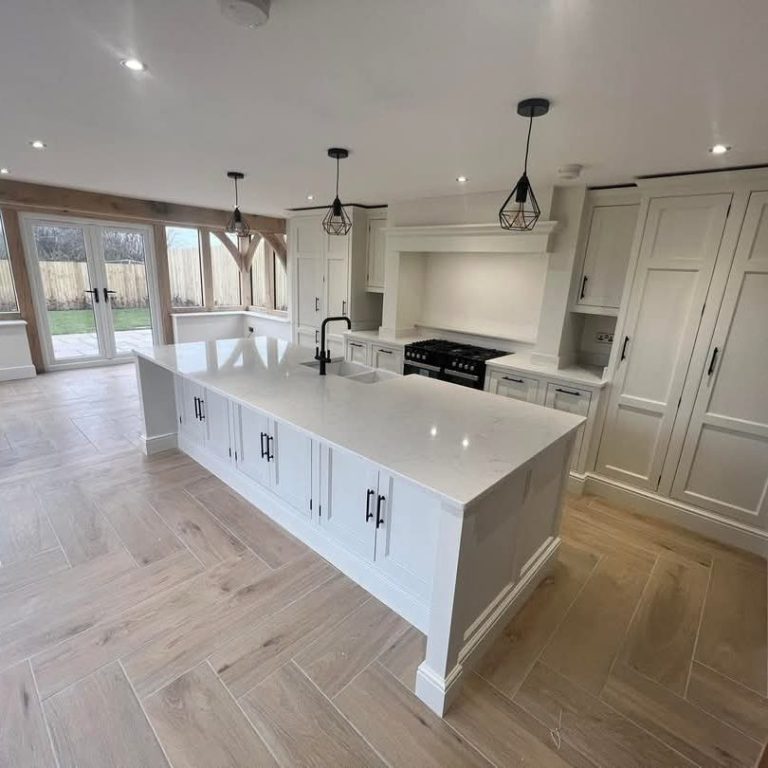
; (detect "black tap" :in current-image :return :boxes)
[316,315,352,375]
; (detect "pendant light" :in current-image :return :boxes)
[322,148,352,236]
[499,98,550,232]
[226,171,250,238]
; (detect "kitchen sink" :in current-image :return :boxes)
[300,359,398,383]
[345,369,399,384]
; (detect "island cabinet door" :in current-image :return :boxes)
[178,378,206,446]
[319,445,378,561]
[269,420,313,519]
[201,388,232,462]
[234,405,272,487]
[373,472,440,602]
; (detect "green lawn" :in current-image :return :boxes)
[48,307,151,335]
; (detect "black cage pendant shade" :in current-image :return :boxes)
[226,171,251,238]
[499,98,550,232]
[322,148,352,236]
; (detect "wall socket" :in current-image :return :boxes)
[596,332,614,344]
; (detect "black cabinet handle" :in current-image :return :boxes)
[350,342,363,348]
[314,297,320,311]
[502,376,524,384]
[260,432,268,459]
[620,336,630,361]
[378,348,393,355]
[266,435,274,462]
[198,398,205,421]
[375,495,385,529]
[555,387,581,397]
[84,288,99,303]
[707,346,719,376]
[193,396,200,420]
[580,275,588,300]
[365,489,375,522]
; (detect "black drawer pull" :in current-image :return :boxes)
[266,435,274,462]
[620,335,630,361]
[193,396,200,420]
[365,489,375,522]
[260,432,268,459]
[350,342,363,348]
[580,275,588,300]
[555,387,581,397]
[502,376,524,384]
[375,495,385,528]
[378,348,393,355]
[707,346,719,376]
[198,399,205,421]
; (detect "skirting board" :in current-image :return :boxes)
[415,536,560,716]
[583,472,768,558]
[140,432,178,456]
[0,364,36,382]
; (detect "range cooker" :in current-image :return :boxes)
[403,339,509,389]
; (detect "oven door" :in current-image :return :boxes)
[441,368,482,389]
[403,360,442,379]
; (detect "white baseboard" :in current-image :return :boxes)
[415,537,560,715]
[0,365,36,382]
[140,432,178,456]
[584,473,768,558]
[567,472,587,495]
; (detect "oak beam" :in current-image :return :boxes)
[261,232,287,260]
[151,223,174,344]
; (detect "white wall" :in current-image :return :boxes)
[0,321,36,381]
[172,311,292,344]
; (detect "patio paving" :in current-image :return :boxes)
[51,329,154,360]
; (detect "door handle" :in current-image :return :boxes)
[193,397,200,420]
[377,348,393,355]
[502,376,524,383]
[266,435,274,462]
[555,387,581,397]
[375,495,385,529]
[365,489,375,522]
[342,299,347,315]
[198,398,205,421]
[580,275,588,300]
[103,288,117,302]
[260,432,268,459]
[84,288,100,303]
[315,297,320,311]
[707,346,719,376]
[620,336,630,361]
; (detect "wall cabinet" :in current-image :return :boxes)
[366,216,387,292]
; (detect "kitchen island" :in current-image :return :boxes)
[134,336,583,715]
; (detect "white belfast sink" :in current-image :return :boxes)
[300,359,397,383]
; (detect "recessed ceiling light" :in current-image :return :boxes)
[709,144,731,155]
[30,140,46,150]
[0,168,9,175]
[456,176,468,183]
[306,194,314,201]
[121,58,147,72]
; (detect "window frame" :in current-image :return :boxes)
[249,236,288,315]
[165,225,205,310]
[0,211,20,317]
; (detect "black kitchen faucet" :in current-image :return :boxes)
[316,315,352,375]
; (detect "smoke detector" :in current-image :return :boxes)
[558,164,583,180]
[220,0,271,27]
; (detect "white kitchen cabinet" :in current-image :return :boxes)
[596,193,732,491]
[292,216,324,330]
[271,420,314,518]
[326,242,350,317]
[486,370,539,403]
[544,383,591,470]
[575,201,639,314]
[345,337,370,365]
[177,377,206,446]
[235,405,272,486]
[371,344,403,374]
[669,190,768,526]
[366,217,387,292]
[202,389,232,463]
[327,333,345,360]
[297,326,318,351]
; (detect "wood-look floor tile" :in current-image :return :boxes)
[241,661,386,767]
[145,662,278,768]
[335,663,493,768]
[33,552,269,699]
[148,487,246,567]
[294,597,410,698]
[44,663,169,768]
[515,661,694,768]
[94,490,184,566]
[602,662,762,768]
[212,572,368,697]
[619,553,709,695]
[476,542,598,697]
[0,547,69,596]
[445,673,573,767]
[377,625,426,693]
[695,558,767,694]
[0,482,58,565]
[195,486,306,568]
[687,662,768,743]
[0,661,57,768]
[541,549,654,695]
[123,551,335,697]
[37,483,125,565]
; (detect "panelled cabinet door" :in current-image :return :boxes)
[577,204,639,311]
[320,445,378,561]
[487,370,540,403]
[202,388,231,462]
[297,326,318,350]
[326,252,350,317]
[180,378,205,446]
[670,190,768,526]
[235,405,272,487]
[596,193,732,490]
[296,256,323,329]
[346,339,370,365]
[544,384,592,470]
[271,420,313,518]
[372,345,403,374]
[373,473,440,602]
[366,218,387,292]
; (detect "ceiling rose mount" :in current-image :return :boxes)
[499,97,550,232]
[226,170,250,238]
[323,148,352,236]
[219,0,271,28]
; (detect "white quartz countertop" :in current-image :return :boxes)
[136,337,584,508]
[486,353,608,388]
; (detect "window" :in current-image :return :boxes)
[251,236,288,312]
[0,213,19,313]
[166,226,203,307]
[210,232,242,307]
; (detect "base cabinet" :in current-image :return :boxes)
[544,384,591,470]
[486,370,539,403]
[346,338,370,365]
[371,344,403,374]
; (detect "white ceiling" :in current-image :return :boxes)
[1,0,767,216]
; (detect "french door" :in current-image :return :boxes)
[22,215,160,368]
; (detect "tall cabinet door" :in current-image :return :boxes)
[326,235,350,317]
[596,193,732,490]
[293,216,324,329]
[670,191,768,525]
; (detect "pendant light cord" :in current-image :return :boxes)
[523,114,533,174]
[335,157,340,198]
[233,177,239,208]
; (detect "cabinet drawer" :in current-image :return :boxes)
[346,339,370,365]
[487,370,540,403]
[544,383,591,470]
[372,345,403,374]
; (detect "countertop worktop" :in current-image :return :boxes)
[486,352,608,388]
[136,337,583,508]
[343,329,433,347]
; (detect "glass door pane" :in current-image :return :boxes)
[31,222,103,361]
[101,227,154,356]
